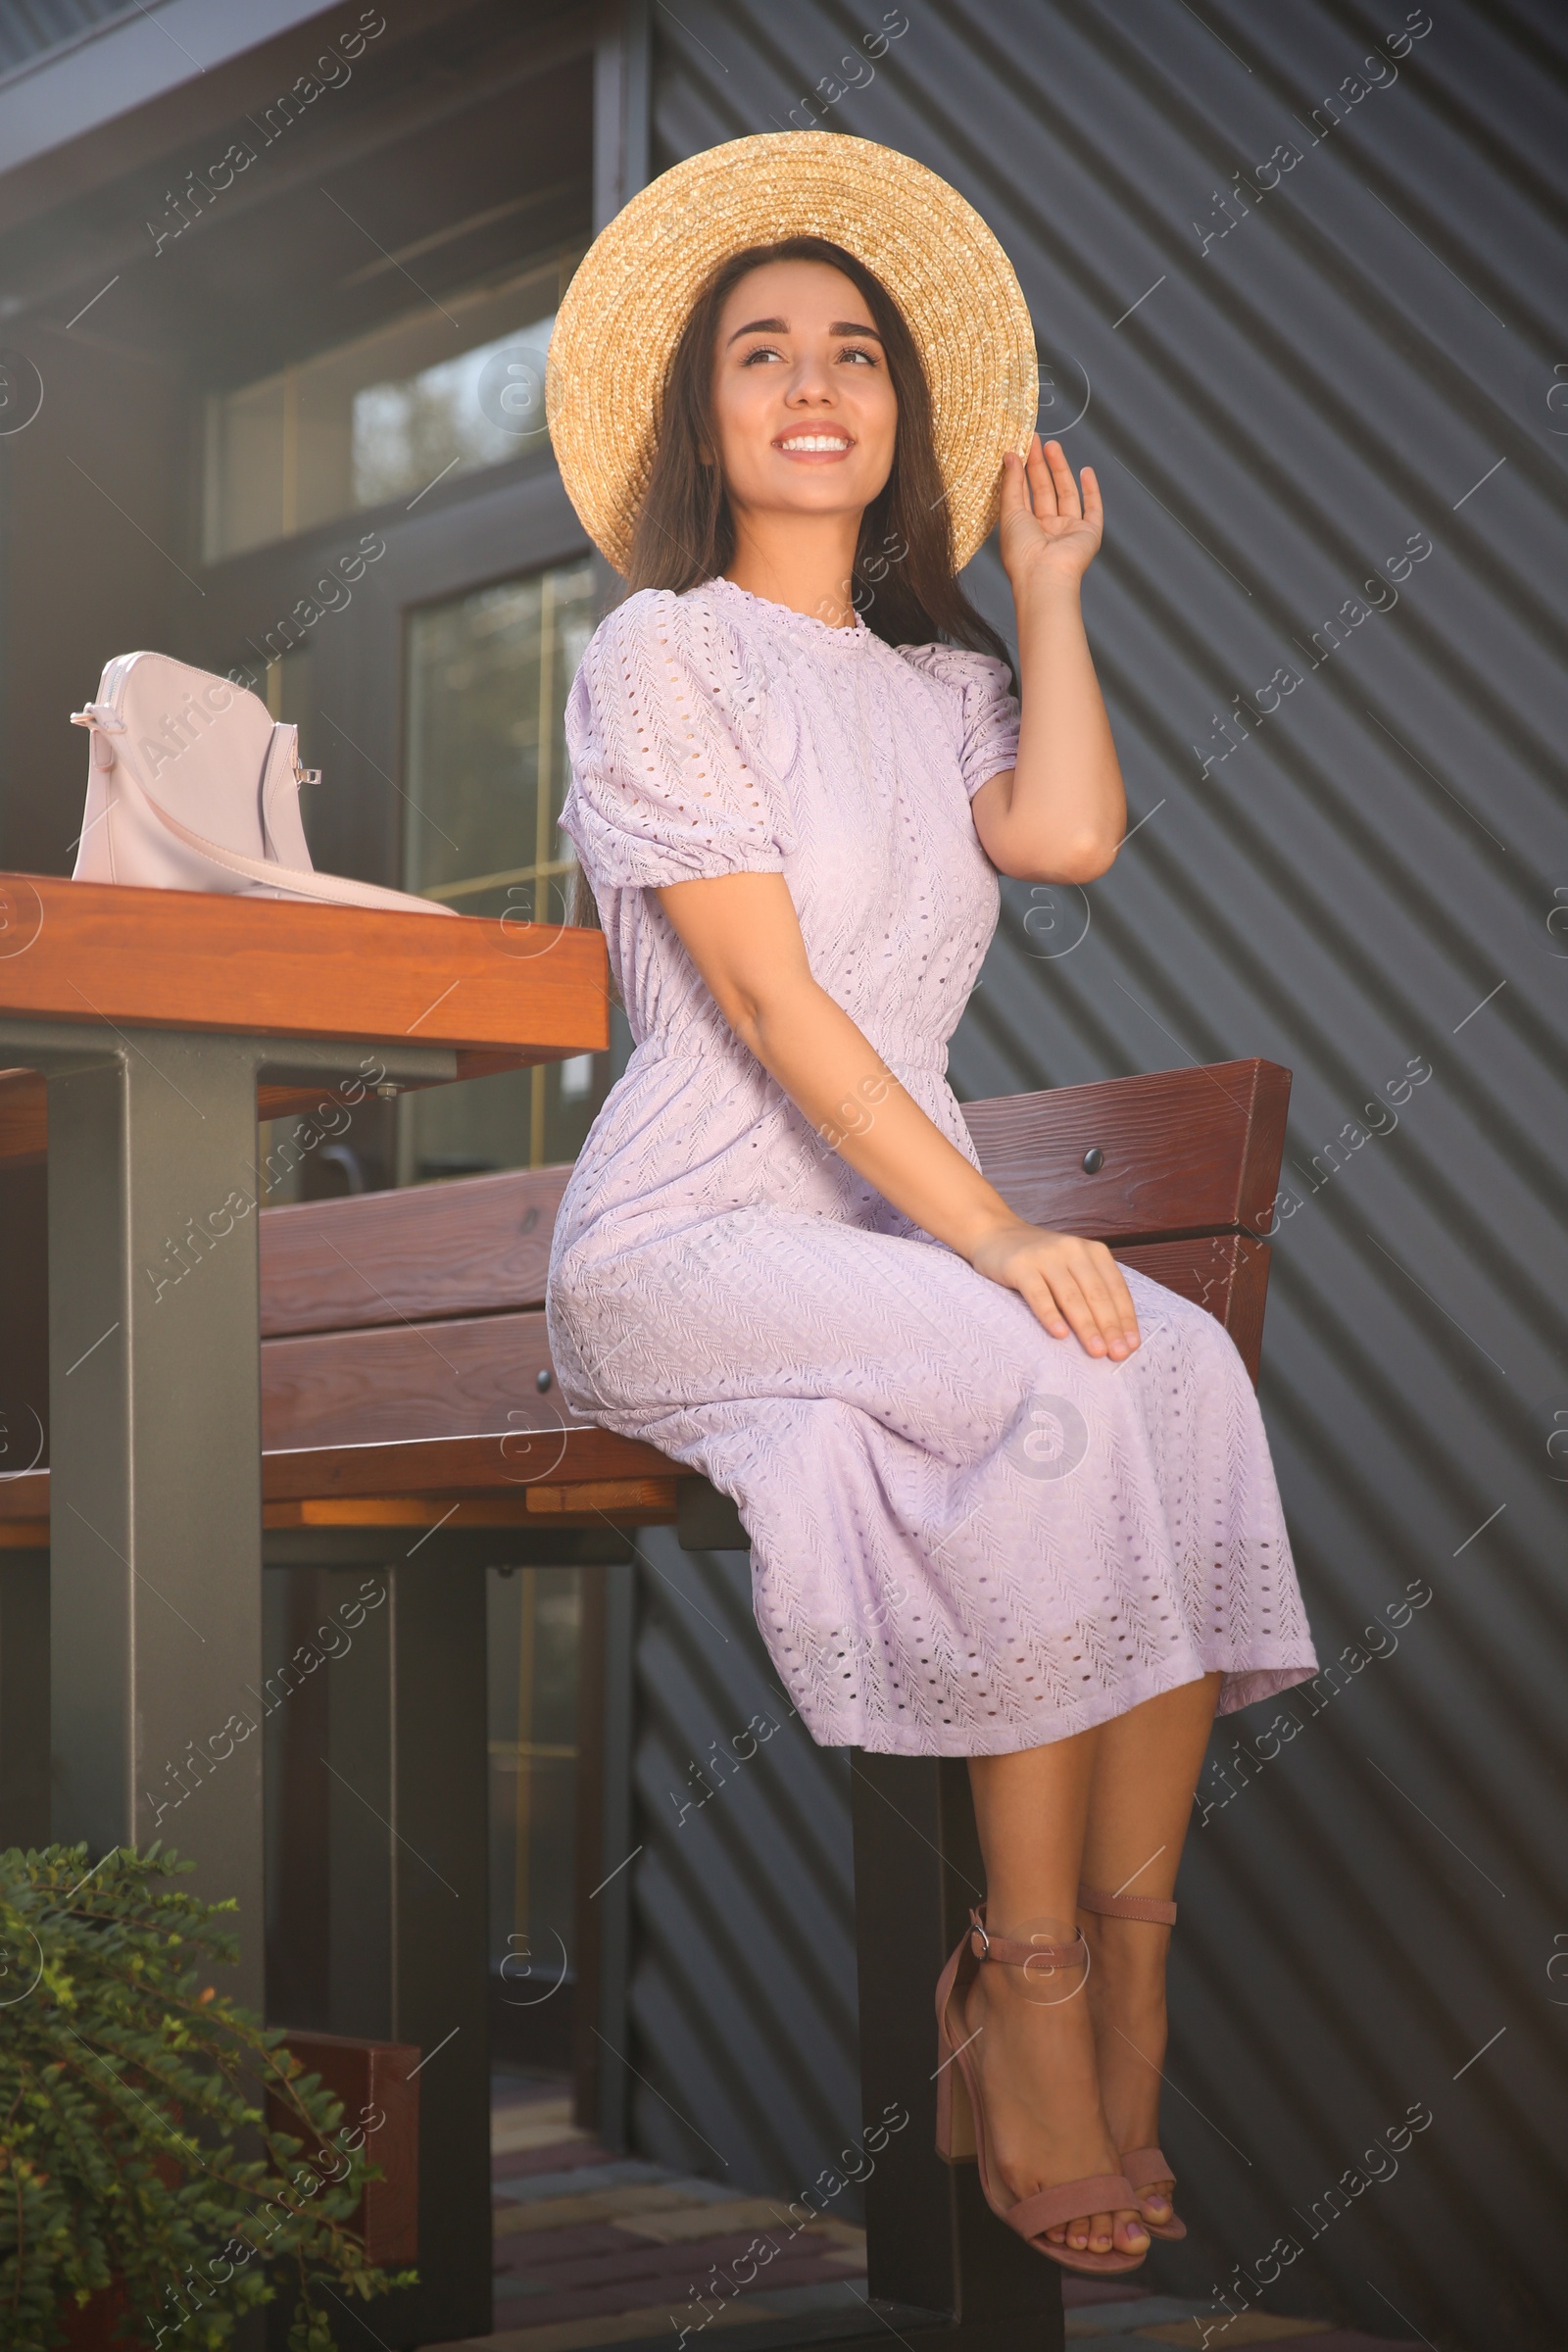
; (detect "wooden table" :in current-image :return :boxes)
[0,870,607,2019]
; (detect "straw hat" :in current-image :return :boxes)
[546,130,1038,576]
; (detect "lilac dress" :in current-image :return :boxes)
[546,574,1318,1757]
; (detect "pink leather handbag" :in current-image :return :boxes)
[70,652,456,915]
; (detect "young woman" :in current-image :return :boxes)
[544,134,1317,2278]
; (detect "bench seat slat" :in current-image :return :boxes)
[0,1435,678,1524]
[262,1307,579,1450]
[260,1238,1272,1463]
[264,1428,674,1501]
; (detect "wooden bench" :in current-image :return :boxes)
[0,1054,1291,2348]
[1,1054,1286,1550]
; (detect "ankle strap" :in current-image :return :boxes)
[1077,1882,1177,1926]
[967,1905,1087,1972]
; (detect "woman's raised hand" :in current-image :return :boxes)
[969,1217,1142,1359]
[997,432,1103,593]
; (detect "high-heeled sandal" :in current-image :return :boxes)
[1077,1881,1186,2241]
[934,1901,1148,2277]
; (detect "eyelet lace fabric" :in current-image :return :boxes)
[546,575,1318,1755]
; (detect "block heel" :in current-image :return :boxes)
[933,2027,976,2162]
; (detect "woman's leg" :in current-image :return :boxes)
[966,1732,1149,2260]
[1078,1670,1225,2230]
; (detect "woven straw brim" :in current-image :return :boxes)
[546,130,1038,577]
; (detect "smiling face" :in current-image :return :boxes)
[707,258,899,537]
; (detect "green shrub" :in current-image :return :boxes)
[0,1842,416,2349]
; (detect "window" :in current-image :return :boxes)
[399,558,603,1180]
[203,250,579,561]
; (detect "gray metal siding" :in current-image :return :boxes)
[618,6,1568,2346]
[0,1,138,81]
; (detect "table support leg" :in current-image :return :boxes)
[852,1754,1065,2350]
[48,1034,265,2011]
[0,1550,50,1849]
[383,1558,492,2344]
[258,1552,491,2346]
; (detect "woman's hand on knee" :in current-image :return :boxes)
[970,1221,1142,1359]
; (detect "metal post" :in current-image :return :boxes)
[0,1550,50,1849]
[589,1555,637,2153]
[382,1557,492,2344]
[852,1754,1065,2350]
[321,1562,395,2042]
[257,1533,629,2347]
[594,0,651,237]
[48,1032,267,2008]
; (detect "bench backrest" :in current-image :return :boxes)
[0,1058,1291,1472]
[253,1058,1291,1456]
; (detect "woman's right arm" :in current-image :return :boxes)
[655,868,1141,1360]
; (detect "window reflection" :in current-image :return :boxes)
[401,558,603,1180]
[353,320,554,509]
[203,250,578,560]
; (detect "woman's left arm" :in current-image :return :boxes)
[968,434,1126,886]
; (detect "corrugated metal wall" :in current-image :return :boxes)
[0,0,141,81]
[612,6,1568,2346]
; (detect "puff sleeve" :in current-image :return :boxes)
[894,643,1021,800]
[560,588,795,890]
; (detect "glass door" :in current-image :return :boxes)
[400,558,602,1179]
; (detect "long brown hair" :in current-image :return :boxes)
[570,234,1016,935]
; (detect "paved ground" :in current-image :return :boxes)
[424,2073,1428,2352]
[1057,2276,1427,2347]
